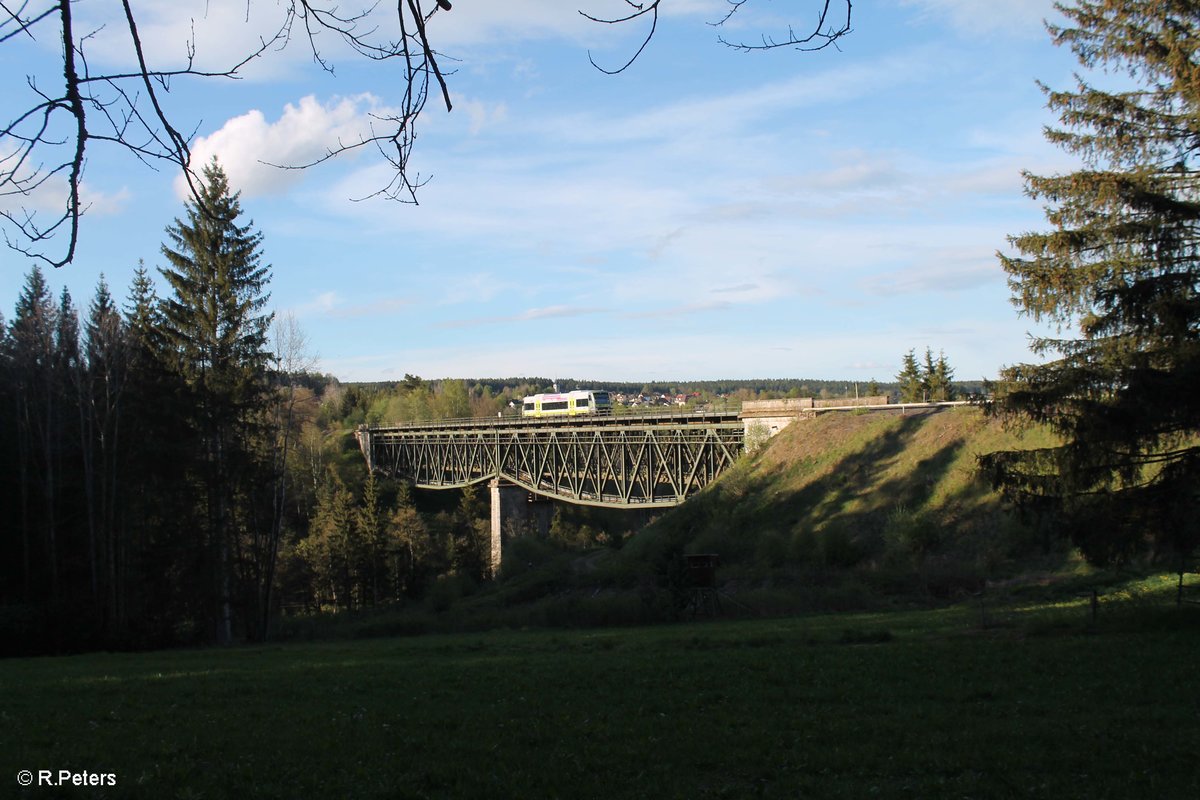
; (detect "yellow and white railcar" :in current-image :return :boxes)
[521,390,612,418]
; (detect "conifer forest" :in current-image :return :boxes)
[0,163,505,654]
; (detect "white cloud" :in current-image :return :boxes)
[178,95,391,198]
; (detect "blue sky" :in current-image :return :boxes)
[2,0,1080,383]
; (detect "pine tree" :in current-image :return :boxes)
[9,267,59,602]
[119,262,184,637]
[53,287,85,607]
[158,158,274,643]
[81,277,127,634]
[928,350,956,402]
[357,470,387,606]
[982,1,1200,569]
[388,482,431,599]
[896,349,924,403]
[0,310,16,604]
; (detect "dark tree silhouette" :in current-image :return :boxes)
[982,0,1200,572]
[159,159,273,644]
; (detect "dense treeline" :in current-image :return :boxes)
[0,163,492,654]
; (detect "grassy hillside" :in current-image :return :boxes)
[625,406,1057,579]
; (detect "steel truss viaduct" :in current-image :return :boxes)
[356,411,745,509]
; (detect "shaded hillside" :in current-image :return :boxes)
[621,406,1063,597]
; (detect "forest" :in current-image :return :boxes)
[0,162,509,655]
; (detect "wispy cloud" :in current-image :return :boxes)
[333,297,412,319]
[622,300,732,320]
[858,259,1000,296]
[433,0,725,50]
[901,0,1058,38]
[78,0,302,78]
[293,291,411,319]
[451,94,510,135]
[438,305,609,329]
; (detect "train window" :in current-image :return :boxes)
[575,398,590,407]
[543,401,569,411]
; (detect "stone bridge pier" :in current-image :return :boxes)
[487,479,555,575]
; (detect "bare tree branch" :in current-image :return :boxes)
[583,0,852,74]
[715,0,853,53]
[580,0,662,76]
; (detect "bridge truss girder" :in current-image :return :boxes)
[359,421,745,508]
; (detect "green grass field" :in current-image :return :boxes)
[3,584,1198,799]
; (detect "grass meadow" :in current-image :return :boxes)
[3,581,1198,800]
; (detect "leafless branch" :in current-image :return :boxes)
[582,0,852,74]
[580,1,662,75]
[715,0,853,53]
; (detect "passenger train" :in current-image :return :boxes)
[521,389,612,418]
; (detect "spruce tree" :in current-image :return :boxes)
[82,277,127,633]
[896,349,924,402]
[159,158,273,643]
[0,310,16,604]
[928,350,955,402]
[9,267,59,601]
[982,1,1200,568]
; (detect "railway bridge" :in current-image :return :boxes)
[355,396,900,572]
[356,409,743,573]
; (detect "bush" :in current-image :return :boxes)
[426,573,476,612]
[883,504,942,561]
[819,523,869,569]
[755,530,789,568]
[501,536,564,580]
